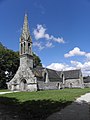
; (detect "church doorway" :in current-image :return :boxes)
[20,79,27,91]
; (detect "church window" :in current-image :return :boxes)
[70,83,72,88]
[28,43,30,53]
[24,42,25,53]
[44,73,47,83]
[62,74,63,78]
[57,83,60,89]
[28,43,30,46]
[21,44,23,54]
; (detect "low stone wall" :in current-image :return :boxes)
[64,79,83,88]
[84,83,90,88]
[7,83,37,92]
[27,83,37,91]
[37,81,62,90]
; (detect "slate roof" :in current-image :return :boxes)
[83,76,90,83]
[63,69,81,80]
[32,66,44,78]
[46,68,62,82]
[32,67,81,82]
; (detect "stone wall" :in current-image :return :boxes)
[64,79,83,88]
[84,83,90,88]
[27,84,37,91]
[8,65,37,91]
[37,81,63,90]
[20,55,33,68]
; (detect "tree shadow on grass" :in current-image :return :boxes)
[0,97,72,120]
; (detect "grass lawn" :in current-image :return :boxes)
[0,88,90,120]
[0,89,10,92]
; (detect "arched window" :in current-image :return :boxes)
[62,74,63,78]
[28,43,30,53]
[57,83,60,88]
[70,83,72,88]
[28,43,30,46]
[21,43,23,54]
[24,42,25,53]
[44,73,47,82]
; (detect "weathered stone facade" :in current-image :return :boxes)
[63,70,84,88]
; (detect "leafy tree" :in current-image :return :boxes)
[0,42,42,89]
[33,53,42,68]
[0,42,19,88]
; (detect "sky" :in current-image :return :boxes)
[0,0,90,76]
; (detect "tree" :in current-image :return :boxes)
[0,42,42,89]
[0,42,19,88]
[33,53,42,68]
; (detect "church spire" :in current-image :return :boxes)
[21,13,32,43]
[20,14,33,57]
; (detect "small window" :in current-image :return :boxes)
[70,83,72,88]
[24,42,25,53]
[28,43,30,46]
[28,43,30,53]
[56,83,60,89]
[21,44,23,54]
[44,73,47,82]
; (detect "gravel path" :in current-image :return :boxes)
[0,91,19,95]
[0,91,18,95]
[46,93,90,120]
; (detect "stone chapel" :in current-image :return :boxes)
[7,14,84,91]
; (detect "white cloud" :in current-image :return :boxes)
[33,24,65,43]
[33,42,45,50]
[46,47,90,76]
[47,63,74,71]
[64,47,90,65]
[71,60,90,76]
[47,60,90,76]
[45,42,53,48]
[33,41,53,50]
[85,53,90,60]
[71,61,83,69]
[44,34,50,40]
[33,24,46,40]
[64,47,86,58]
[53,37,65,43]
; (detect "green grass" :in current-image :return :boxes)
[0,89,10,92]
[1,88,90,102]
[0,88,90,120]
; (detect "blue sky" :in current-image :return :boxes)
[0,0,90,76]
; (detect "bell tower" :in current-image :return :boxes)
[7,14,37,91]
[20,14,33,68]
